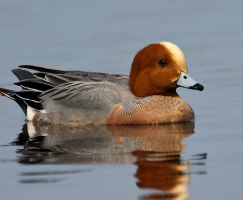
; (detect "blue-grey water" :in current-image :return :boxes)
[0,1,243,199]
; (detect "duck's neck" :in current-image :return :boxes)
[129,72,177,97]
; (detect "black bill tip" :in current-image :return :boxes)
[188,83,204,91]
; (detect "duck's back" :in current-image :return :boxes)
[1,65,130,125]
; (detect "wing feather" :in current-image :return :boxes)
[40,81,122,109]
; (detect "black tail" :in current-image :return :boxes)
[0,67,57,114]
[0,88,28,114]
[0,65,78,114]
[0,88,15,100]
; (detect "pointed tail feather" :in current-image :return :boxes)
[1,66,73,116]
[14,79,54,92]
[0,88,15,100]
[0,88,44,114]
[0,88,27,114]
[18,65,67,74]
[12,69,36,81]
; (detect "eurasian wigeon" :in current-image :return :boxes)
[0,42,203,126]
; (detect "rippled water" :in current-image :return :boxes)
[0,1,243,199]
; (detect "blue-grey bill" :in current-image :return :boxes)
[176,71,204,91]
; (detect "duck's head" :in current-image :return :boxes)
[129,42,204,97]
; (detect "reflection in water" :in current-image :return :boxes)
[134,151,206,200]
[19,169,90,184]
[12,122,206,199]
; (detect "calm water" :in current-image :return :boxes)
[0,1,243,199]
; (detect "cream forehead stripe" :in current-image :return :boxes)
[159,42,187,72]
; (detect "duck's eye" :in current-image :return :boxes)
[158,59,167,67]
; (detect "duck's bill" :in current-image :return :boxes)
[175,71,204,91]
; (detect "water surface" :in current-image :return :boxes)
[0,0,243,199]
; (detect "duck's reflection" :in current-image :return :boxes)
[134,151,190,200]
[14,122,206,199]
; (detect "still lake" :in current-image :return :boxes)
[0,1,243,199]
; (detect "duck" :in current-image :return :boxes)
[0,42,203,126]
